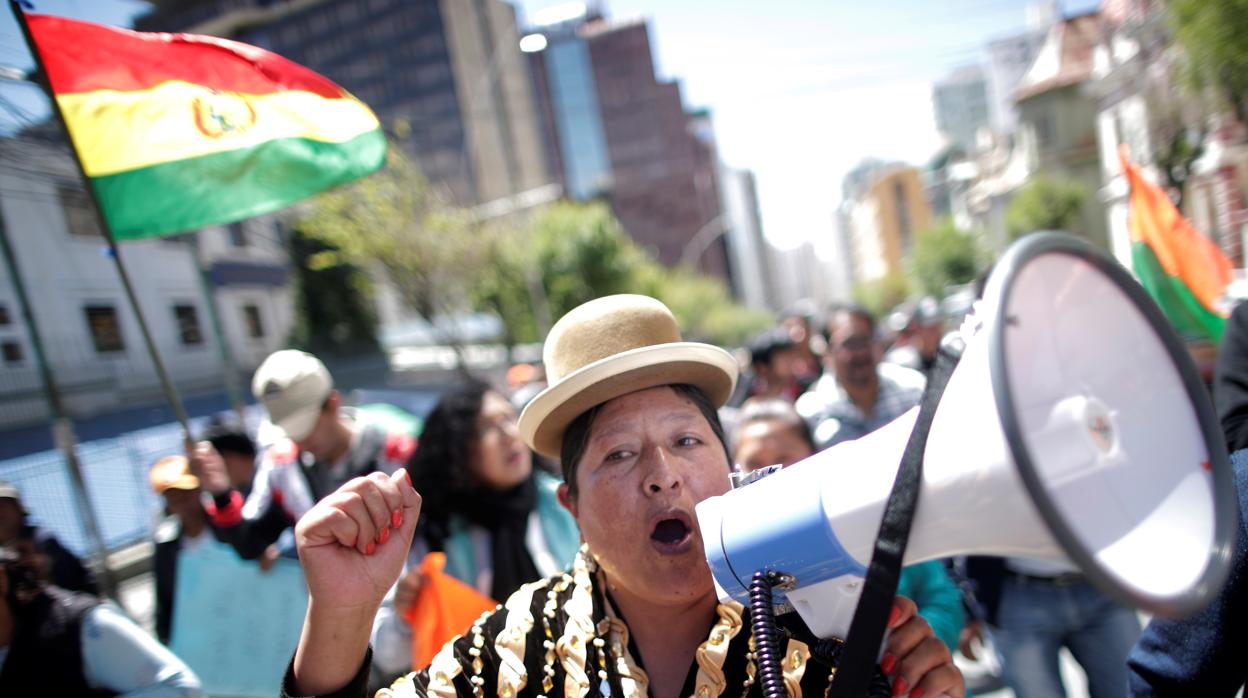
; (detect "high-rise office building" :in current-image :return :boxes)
[138,0,550,206]
[932,65,991,154]
[523,7,729,283]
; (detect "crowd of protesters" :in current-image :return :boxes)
[2,286,1246,696]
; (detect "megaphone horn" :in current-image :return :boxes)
[696,232,1238,642]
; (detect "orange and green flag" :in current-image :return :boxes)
[1119,146,1232,341]
[24,13,386,240]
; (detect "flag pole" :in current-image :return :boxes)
[191,231,248,424]
[10,0,191,436]
[0,196,116,600]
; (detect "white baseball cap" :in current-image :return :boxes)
[251,350,333,442]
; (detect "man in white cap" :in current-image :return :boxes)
[191,350,416,560]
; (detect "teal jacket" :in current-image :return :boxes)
[439,470,582,587]
[897,560,966,652]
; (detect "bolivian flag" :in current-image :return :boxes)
[1119,146,1232,341]
[25,14,386,240]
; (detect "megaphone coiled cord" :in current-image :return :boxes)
[748,571,786,698]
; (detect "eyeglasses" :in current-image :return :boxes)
[833,336,873,353]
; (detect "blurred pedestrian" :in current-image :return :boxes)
[200,417,258,496]
[505,362,546,411]
[150,455,224,646]
[746,328,809,402]
[884,296,945,378]
[189,350,415,560]
[0,480,97,595]
[731,398,816,474]
[369,379,579,686]
[796,304,925,449]
[1215,300,1248,452]
[0,535,202,695]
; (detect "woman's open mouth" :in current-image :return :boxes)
[649,510,694,555]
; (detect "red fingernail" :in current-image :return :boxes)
[404,469,412,487]
[366,541,376,556]
[880,653,896,675]
[392,510,402,528]
[888,606,902,627]
[891,677,908,698]
[378,527,390,545]
[909,688,924,698]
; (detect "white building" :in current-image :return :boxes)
[0,136,294,428]
[984,2,1056,135]
[932,65,992,154]
[718,166,776,311]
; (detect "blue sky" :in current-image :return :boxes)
[1,0,1100,250]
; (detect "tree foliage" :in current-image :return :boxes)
[1005,174,1088,241]
[470,200,770,347]
[285,225,381,357]
[1170,0,1248,124]
[911,219,981,297]
[297,148,481,325]
[852,271,913,319]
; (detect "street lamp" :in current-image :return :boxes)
[679,215,727,268]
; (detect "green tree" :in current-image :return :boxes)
[1006,174,1088,240]
[531,201,650,319]
[296,147,483,364]
[473,201,770,347]
[852,271,913,319]
[911,219,981,297]
[639,265,771,345]
[285,226,381,358]
[1170,0,1248,124]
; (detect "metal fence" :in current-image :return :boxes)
[0,411,262,557]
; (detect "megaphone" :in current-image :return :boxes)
[696,233,1238,641]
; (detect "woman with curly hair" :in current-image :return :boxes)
[369,380,580,685]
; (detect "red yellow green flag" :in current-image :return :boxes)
[1119,146,1231,341]
[24,14,386,240]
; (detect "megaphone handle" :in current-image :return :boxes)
[828,347,961,698]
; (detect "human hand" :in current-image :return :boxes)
[393,567,425,623]
[186,440,231,495]
[957,620,985,661]
[257,544,281,573]
[880,596,965,698]
[295,468,420,614]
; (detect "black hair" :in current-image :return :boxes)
[824,303,878,342]
[201,417,256,459]
[559,384,730,499]
[408,379,494,526]
[748,329,796,368]
[733,398,815,453]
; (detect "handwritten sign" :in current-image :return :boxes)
[170,541,309,697]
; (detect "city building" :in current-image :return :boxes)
[932,65,991,154]
[769,241,847,314]
[522,7,730,284]
[1095,0,1248,270]
[718,167,775,311]
[984,2,1056,135]
[1014,10,1110,250]
[137,0,551,207]
[844,166,933,284]
[0,136,292,429]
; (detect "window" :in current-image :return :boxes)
[243,305,265,339]
[173,304,203,346]
[1,341,21,365]
[0,304,9,326]
[84,305,124,353]
[228,222,248,247]
[59,185,102,238]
